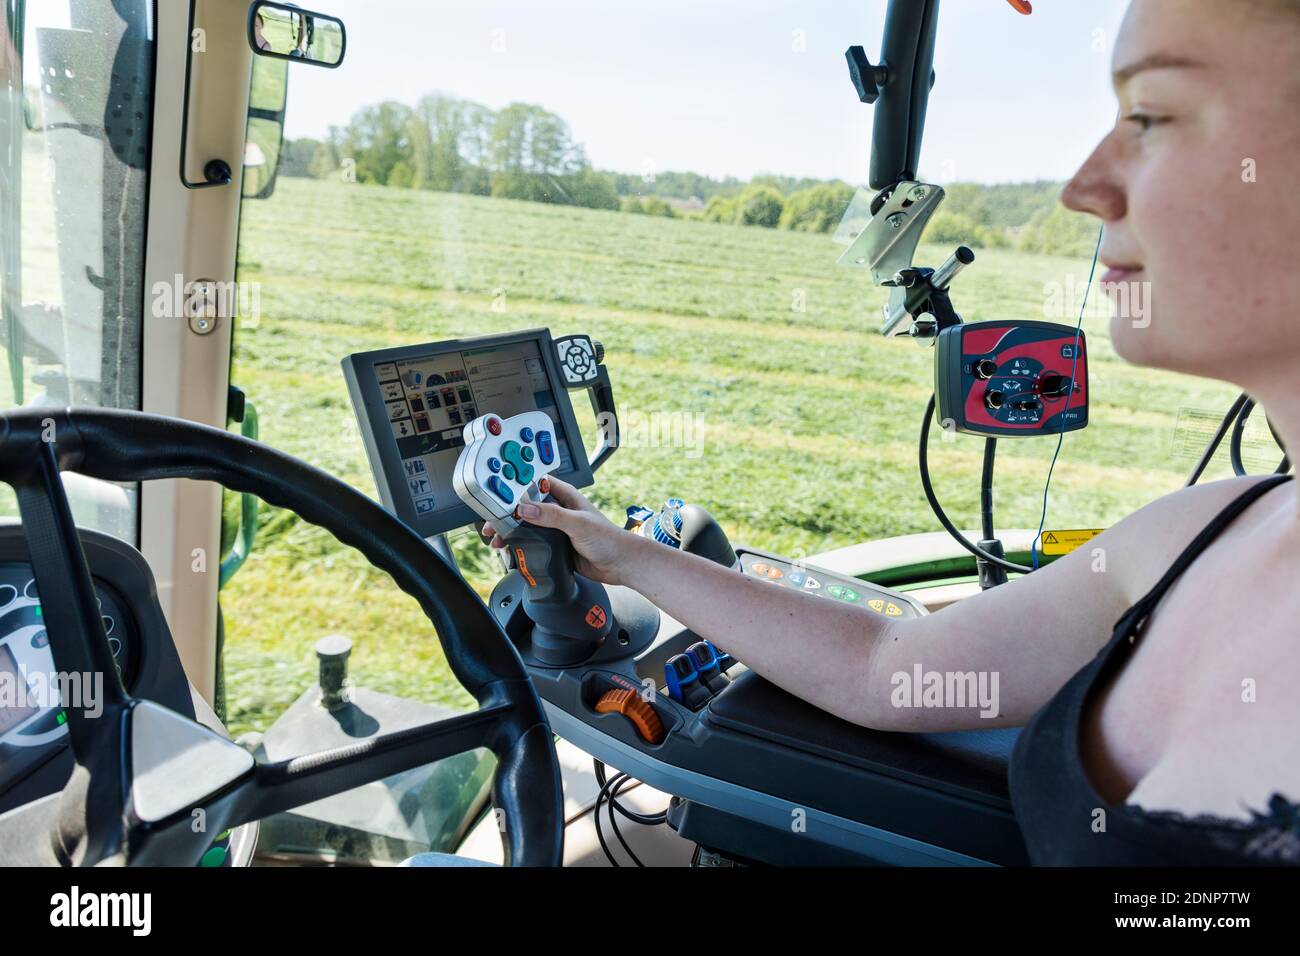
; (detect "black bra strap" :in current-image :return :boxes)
[1114,475,1294,636]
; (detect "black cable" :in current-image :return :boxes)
[1185,393,1250,486]
[1228,398,1291,477]
[593,771,644,867]
[980,437,997,542]
[1268,413,1291,474]
[919,395,1032,575]
[592,772,619,866]
[1230,397,1255,477]
[608,775,644,867]
[593,759,668,825]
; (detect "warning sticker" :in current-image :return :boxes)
[1039,529,1103,556]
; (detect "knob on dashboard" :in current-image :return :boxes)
[594,688,665,744]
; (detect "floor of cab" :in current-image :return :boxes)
[456,739,695,866]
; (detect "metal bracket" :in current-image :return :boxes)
[836,181,945,286]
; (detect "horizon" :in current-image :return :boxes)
[280,0,1130,188]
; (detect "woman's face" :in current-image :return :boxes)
[1061,0,1300,392]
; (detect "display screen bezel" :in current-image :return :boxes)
[343,328,595,538]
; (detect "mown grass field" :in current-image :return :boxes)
[217,177,1241,736]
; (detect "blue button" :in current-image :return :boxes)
[501,462,516,481]
[31,629,48,649]
[520,427,535,442]
[486,457,501,473]
[537,431,555,465]
[486,476,514,504]
[687,641,718,673]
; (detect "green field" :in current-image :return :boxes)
[219,177,1239,736]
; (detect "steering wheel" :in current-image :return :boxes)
[0,408,563,866]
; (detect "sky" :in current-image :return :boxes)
[280,0,1131,186]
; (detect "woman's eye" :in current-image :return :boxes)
[1124,113,1169,134]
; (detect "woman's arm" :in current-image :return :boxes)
[487,476,1265,732]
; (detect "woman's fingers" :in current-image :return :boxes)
[542,476,599,515]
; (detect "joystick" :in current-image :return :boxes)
[454,411,614,665]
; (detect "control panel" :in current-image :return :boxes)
[935,320,1087,437]
[343,329,595,537]
[737,549,926,620]
[453,410,563,538]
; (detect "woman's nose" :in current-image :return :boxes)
[1061,136,1127,223]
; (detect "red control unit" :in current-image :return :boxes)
[935,320,1087,437]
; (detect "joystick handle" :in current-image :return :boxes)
[502,478,614,667]
[501,520,578,606]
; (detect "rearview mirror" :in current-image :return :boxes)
[247,1,346,68]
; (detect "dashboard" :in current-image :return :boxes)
[0,562,136,748]
[0,522,194,816]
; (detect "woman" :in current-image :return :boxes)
[485,0,1300,864]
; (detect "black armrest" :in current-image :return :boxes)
[707,670,1018,808]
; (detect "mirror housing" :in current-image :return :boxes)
[247,2,346,68]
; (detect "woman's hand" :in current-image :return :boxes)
[480,477,639,586]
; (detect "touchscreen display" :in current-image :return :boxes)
[373,339,576,522]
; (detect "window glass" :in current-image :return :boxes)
[0,0,152,542]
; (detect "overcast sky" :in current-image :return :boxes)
[280,0,1131,185]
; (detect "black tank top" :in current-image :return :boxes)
[1009,474,1299,865]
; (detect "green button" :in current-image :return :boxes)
[200,846,228,867]
[500,440,533,484]
[521,446,535,462]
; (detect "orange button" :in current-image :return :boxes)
[594,688,665,744]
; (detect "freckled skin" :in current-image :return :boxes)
[1064,0,1300,401]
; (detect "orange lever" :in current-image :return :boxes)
[594,688,665,744]
[1006,0,1032,13]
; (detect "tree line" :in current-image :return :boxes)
[279,93,1099,255]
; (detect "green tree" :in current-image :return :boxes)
[735,185,784,228]
[702,195,738,223]
[307,137,341,179]
[561,169,621,210]
[341,101,415,184]
[622,195,674,217]
[779,182,855,233]
[387,160,415,188]
[1016,203,1099,257]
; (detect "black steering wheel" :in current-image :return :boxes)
[0,408,563,866]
